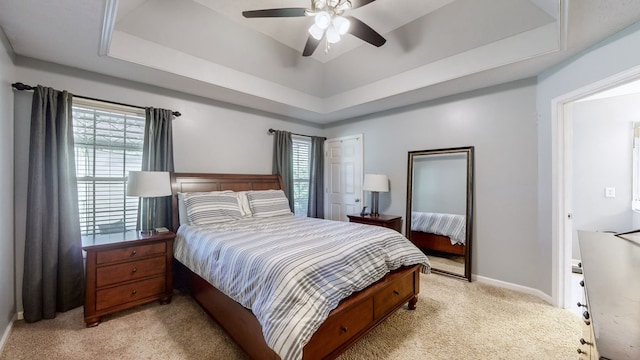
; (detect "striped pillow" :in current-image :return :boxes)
[184,192,243,225]
[246,190,292,217]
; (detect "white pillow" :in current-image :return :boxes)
[246,190,292,218]
[182,191,241,225]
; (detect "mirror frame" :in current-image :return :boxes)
[406,146,474,281]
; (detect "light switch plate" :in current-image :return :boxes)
[605,187,616,198]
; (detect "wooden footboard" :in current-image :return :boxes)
[176,260,421,360]
[410,230,465,256]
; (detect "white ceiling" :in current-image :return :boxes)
[2,0,640,125]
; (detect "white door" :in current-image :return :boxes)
[324,134,364,221]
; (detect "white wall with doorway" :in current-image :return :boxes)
[537,20,640,305]
[572,93,640,261]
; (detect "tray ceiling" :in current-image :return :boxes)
[2,0,640,124]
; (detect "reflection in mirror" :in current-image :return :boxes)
[406,147,473,281]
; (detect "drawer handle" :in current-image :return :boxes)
[582,311,590,320]
[577,302,587,308]
[132,289,137,295]
[583,319,591,326]
[132,268,137,273]
[580,338,592,346]
[341,327,348,333]
[579,280,584,287]
[131,250,137,256]
[393,290,400,296]
[577,349,587,355]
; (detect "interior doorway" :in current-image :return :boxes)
[553,68,640,308]
[324,134,364,221]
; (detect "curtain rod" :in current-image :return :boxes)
[268,128,325,140]
[11,82,182,117]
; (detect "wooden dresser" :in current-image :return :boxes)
[577,230,640,359]
[347,214,402,232]
[82,231,175,327]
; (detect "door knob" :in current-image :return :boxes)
[355,198,360,203]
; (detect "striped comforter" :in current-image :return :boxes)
[174,214,430,360]
[411,211,466,245]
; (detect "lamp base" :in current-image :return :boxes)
[370,191,380,216]
[138,229,157,236]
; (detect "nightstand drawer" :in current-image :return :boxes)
[373,272,415,319]
[96,242,166,264]
[96,256,166,287]
[96,276,166,311]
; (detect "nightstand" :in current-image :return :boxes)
[82,230,175,327]
[347,214,403,232]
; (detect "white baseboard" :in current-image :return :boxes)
[472,274,554,305]
[0,315,16,355]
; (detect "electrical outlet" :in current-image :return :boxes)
[605,187,616,198]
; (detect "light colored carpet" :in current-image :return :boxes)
[1,274,580,360]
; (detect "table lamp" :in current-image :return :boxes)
[363,174,389,216]
[126,171,172,234]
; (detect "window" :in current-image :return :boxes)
[292,136,311,216]
[72,99,145,235]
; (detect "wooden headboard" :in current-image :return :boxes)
[170,173,284,231]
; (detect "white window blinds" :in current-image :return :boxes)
[292,136,311,216]
[72,99,145,235]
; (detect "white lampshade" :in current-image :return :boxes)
[308,23,325,40]
[363,174,389,192]
[314,11,331,29]
[126,171,172,198]
[326,27,341,44]
[333,16,350,35]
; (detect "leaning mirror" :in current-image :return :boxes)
[406,147,474,281]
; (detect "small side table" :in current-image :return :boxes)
[347,214,403,233]
[82,230,175,327]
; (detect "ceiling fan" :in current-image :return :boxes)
[242,0,386,56]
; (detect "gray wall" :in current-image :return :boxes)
[572,94,640,260]
[12,58,325,314]
[325,78,540,289]
[0,30,15,343]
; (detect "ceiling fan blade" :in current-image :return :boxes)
[349,0,377,9]
[345,16,386,47]
[242,8,308,18]
[302,35,322,57]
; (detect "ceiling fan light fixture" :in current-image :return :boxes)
[335,1,352,12]
[326,27,341,44]
[314,0,328,9]
[314,11,331,29]
[308,24,325,40]
[333,16,350,35]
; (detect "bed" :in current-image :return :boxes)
[410,211,466,256]
[170,173,430,360]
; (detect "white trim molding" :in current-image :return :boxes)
[473,275,553,305]
[0,315,16,355]
[99,0,119,56]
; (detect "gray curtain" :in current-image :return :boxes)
[139,107,175,230]
[307,136,325,218]
[272,130,294,211]
[23,86,85,322]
